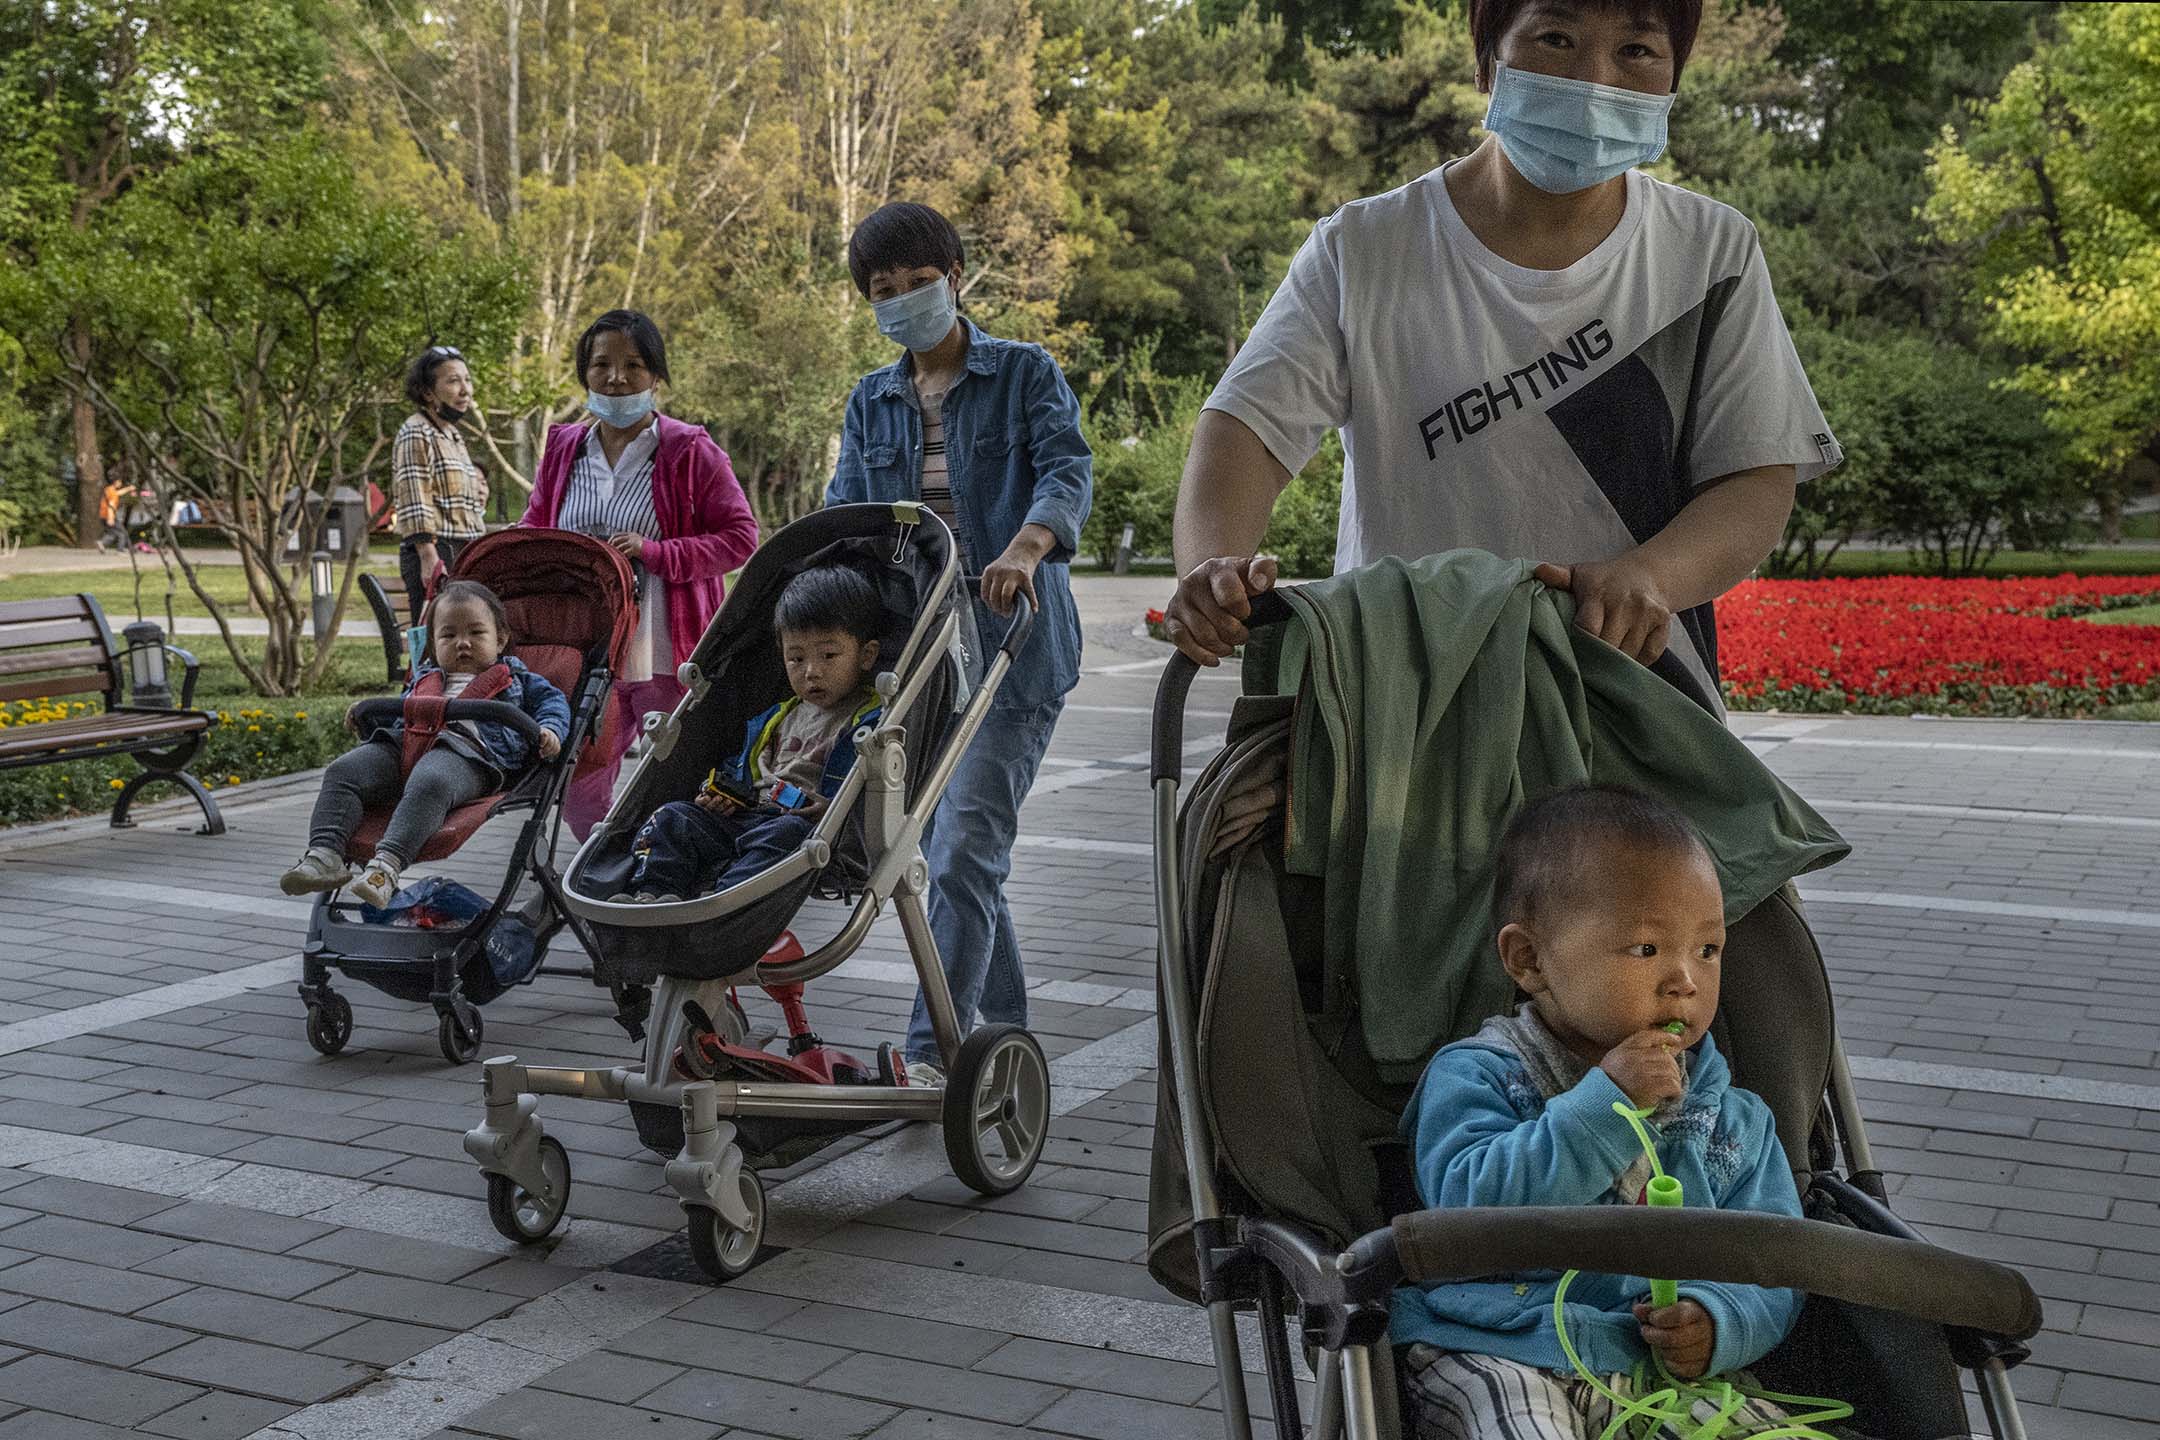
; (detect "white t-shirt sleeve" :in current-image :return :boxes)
[1684,232,1842,488]
[1204,222,1351,479]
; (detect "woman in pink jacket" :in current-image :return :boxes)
[522,309,760,837]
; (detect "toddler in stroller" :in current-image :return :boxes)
[281,580,569,908]
[615,566,883,903]
[1394,785,1812,1437]
[464,504,1056,1281]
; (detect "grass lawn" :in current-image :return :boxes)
[185,639,396,705]
[0,557,400,621]
[2080,602,2160,627]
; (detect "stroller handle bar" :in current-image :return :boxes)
[348,698,549,745]
[1384,1202,2043,1342]
[1152,588,1295,784]
[963,576,1036,660]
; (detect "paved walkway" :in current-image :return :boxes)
[0,597,2153,1439]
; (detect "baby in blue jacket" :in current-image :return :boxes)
[1393,783,1805,1439]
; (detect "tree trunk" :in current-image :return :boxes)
[505,0,522,222]
[2097,475,2124,546]
[69,318,106,548]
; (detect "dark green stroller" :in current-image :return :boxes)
[1145,587,2044,1440]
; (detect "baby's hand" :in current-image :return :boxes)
[1634,1298,1715,1379]
[1600,1028,1686,1109]
[537,730,561,760]
[695,791,741,815]
[792,791,828,817]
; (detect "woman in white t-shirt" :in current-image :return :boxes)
[1165,0,1839,708]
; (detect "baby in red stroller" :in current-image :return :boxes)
[280,580,572,907]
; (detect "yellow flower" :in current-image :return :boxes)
[109,778,125,790]
[217,711,230,723]
[227,774,241,785]
[246,724,260,733]
[294,711,308,719]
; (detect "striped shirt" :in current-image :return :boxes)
[915,379,957,526]
[391,413,487,540]
[560,421,671,682]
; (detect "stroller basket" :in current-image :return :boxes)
[1146,585,2043,1440]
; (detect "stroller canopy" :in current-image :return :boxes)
[449,528,639,684]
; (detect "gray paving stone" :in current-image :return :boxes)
[137,1285,361,1349]
[639,1368,898,1440]
[811,1352,1062,1425]
[0,1176,187,1226]
[863,1412,1036,1440]
[1028,1388,1277,1440]
[139,1335,376,1405]
[220,1134,406,1178]
[768,1302,1007,1368]
[298,1271,522,1329]
[454,1387,723,1440]
[139,1389,299,1440]
[530,1350,686,1405]
[973,1336,1217,1405]
[308,1318,455,1367]
[287,1226,500,1282]
[0,1254,196,1313]
[130,1200,339,1254]
[667,1286,812,1332]
[610,1315,848,1384]
[139,1240,352,1301]
[0,1414,139,1440]
[0,1352,206,1426]
[0,1213,187,1268]
[0,1297,194,1365]
[944,1209,1143,1262]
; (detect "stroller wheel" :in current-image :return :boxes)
[685,1170,766,1282]
[304,992,354,1057]
[486,1135,571,1244]
[438,1005,483,1065]
[942,1025,1051,1197]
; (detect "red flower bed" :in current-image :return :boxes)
[1716,575,2160,716]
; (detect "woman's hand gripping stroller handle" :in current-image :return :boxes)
[348,698,549,744]
[1386,1204,2044,1342]
[963,576,1035,660]
[1151,587,1294,784]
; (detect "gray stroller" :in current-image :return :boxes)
[463,503,1055,1281]
[1147,588,2044,1440]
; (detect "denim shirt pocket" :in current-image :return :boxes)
[861,443,905,498]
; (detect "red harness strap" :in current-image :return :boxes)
[400,662,515,778]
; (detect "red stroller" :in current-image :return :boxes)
[298,528,648,1064]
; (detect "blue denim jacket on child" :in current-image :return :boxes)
[825,318,1093,711]
[362,657,572,774]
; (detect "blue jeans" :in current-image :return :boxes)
[906,697,1064,1063]
[629,802,814,898]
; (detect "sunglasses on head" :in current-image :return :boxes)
[427,345,464,360]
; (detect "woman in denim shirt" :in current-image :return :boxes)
[826,202,1094,1083]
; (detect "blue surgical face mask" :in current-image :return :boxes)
[872,276,958,352]
[1482,62,1673,195]
[586,388,657,428]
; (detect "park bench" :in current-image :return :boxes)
[0,595,224,835]
[357,571,415,688]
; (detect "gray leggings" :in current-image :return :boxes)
[308,739,494,867]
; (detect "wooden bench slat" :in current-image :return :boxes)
[0,617,104,649]
[0,710,209,761]
[0,646,112,680]
[0,597,96,624]
[0,672,112,704]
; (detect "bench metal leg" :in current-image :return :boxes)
[111,766,225,836]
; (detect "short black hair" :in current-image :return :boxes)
[1491,784,1713,932]
[403,344,465,411]
[573,309,670,387]
[847,203,965,298]
[1467,0,1703,91]
[429,579,510,644]
[774,566,885,645]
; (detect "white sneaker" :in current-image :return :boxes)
[903,1057,945,1089]
[348,858,402,909]
[280,847,351,895]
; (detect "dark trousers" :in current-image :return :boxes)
[309,739,494,866]
[398,534,468,625]
[630,802,815,897]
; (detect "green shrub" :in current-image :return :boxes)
[0,699,346,826]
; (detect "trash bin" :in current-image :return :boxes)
[283,486,370,561]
